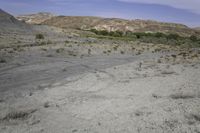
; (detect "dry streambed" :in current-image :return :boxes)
[0,46,200,133]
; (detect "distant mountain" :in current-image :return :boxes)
[41,16,200,37]
[16,12,200,37]
[17,12,55,24]
[0,9,31,33]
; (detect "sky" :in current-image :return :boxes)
[1,0,200,27]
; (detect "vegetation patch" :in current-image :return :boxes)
[89,29,200,47]
[2,109,37,121]
[0,58,7,63]
[170,93,195,99]
[56,48,65,53]
[35,34,45,40]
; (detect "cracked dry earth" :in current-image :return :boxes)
[0,52,200,133]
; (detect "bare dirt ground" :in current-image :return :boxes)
[0,26,200,133]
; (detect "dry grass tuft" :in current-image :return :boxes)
[190,114,200,121]
[161,70,175,75]
[170,93,195,99]
[2,109,37,121]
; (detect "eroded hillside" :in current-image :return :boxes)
[17,12,54,24]
[41,16,200,37]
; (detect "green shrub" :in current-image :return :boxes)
[113,31,123,37]
[120,50,124,54]
[109,31,115,36]
[88,49,91,55]
[39,41,46,46]
[99,30,109,36]
[65,40,70,44]
[103,51,107,54]
[89,29,200,47]
[113,45,119,51]
[107,50,111,53]
[0,58,6,63]
[35,34,44,39]
[134,33,143,39]
[167,33,180,40]
[41,48,47,51]
[125,31,133,37]
[47,40,52,44]
[154,32,165,38]
[56,48,64,53]
[17,40,21,43]
[190,35,198,42]
[90,29,123,37]
[90,29,98,34]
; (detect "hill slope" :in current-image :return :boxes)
[42,16,200,37]
[17,12,55,24]
[16,12,200,37]
[0,9,32,33]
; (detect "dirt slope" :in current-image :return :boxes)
[0,9,32,33]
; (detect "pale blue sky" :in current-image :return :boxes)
[1,0,200,27]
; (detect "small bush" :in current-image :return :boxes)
[39,41,46,46]
[17,40,21,43]
[56,48,65,53]
[2,109,37,121]
[44,102,50,108]
[154,32,165,38]
[68,50,77,56]
[113,45,119,51]
[167,33,180,40]
[41,48,47,51]
[107,50,111,53]
[35,34,44,40]
[99,30,109,36]
[112,31,123,37]
[46,54,54,57]
[125,31,134,37]
[190,35,198,42]
[120,50,124,54]
[88,49,91,55]
[65,40,70,43]
[47,40,52,44]
[90,29,98,34]
[170,93,195,99]
[0,58,6,63]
